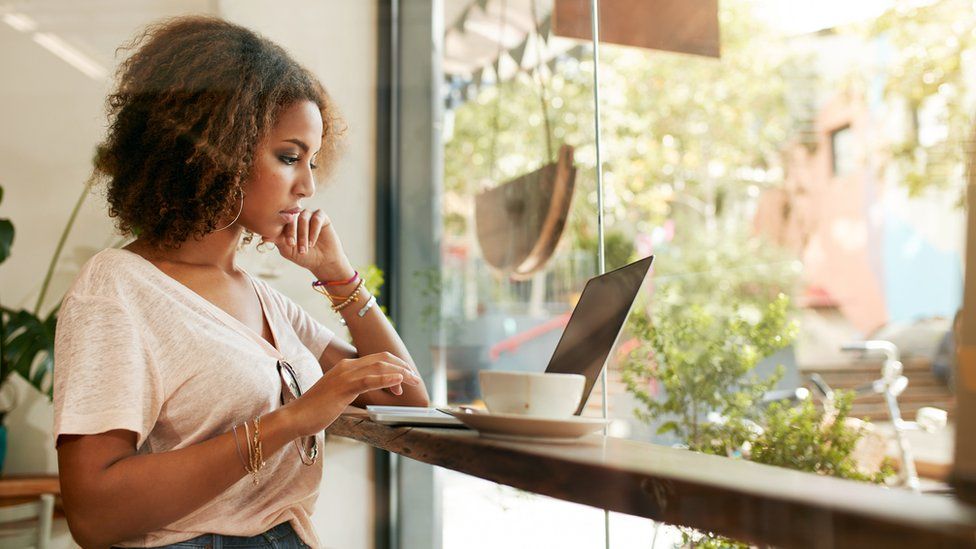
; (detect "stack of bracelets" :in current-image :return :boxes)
[232,417,265,485]
[311,271,377,325]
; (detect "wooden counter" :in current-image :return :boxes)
[328,415,976,549]
[0,474,63,518]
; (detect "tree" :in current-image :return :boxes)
[444,0,811,250]
[867,0,976,202]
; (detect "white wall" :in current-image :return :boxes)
[1,2,378,547]
[1,6,160,548]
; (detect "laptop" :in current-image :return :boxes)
[366,255,655,426]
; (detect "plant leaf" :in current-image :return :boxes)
[0,218,14,265]
[2,307,56,399]
[657,421,679,435]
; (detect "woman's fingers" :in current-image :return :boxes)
[371,362,420,385]
[324,356,420,403]
[362,351,411,370]
[297,210,312,254]
[280,216,296,250]
[363,373,408,393]
[344,356,420,386]
[291,210,300,248]
[308,209,326,249]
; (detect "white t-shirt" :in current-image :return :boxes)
[53,248,334,547]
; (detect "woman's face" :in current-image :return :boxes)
[240,100,324,238]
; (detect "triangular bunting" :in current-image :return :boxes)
[509,37,528,69]
[537,14,552,42]
[546,56,559,75]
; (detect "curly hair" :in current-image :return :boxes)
[93,16,344,249]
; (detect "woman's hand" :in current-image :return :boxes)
[286,352,422,437]
[262,208,353,280]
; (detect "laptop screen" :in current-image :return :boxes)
[544,255,654,415]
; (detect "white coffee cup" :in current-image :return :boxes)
[479,371,586,418]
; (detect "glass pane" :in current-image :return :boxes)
[438,0,610,545]
[599,0,963,544]
[440,0,599,408]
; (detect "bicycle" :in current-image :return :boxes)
[807,340,948,491]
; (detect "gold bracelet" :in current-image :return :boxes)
[330,279,366,313]
[332,288,363,312]
[231,424,249,473]
[243,419,257,485]
[251,416,265,479]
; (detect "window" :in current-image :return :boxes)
[831,124,854,177]
[394,0,966,547]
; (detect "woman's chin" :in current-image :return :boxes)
[251,224,284,240]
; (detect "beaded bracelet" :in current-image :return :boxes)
[328,278,366,313]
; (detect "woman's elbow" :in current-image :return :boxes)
[65,510,106,549]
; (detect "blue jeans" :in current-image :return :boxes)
[142,522,311,548]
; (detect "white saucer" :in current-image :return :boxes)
[439,408,608,441]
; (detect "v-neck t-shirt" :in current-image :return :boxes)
[52,248,334,548]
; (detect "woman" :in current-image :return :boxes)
[52,16,428,549]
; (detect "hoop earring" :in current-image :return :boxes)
[215,190,244,232]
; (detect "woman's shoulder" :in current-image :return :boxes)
[65,248,154,303]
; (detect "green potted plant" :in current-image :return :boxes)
[0,183,87,474]
[621,234,892,546]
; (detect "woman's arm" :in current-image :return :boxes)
[57,408,298,549]
[316,274,430,408]
[58,352,420,548]
[271,208,430,408]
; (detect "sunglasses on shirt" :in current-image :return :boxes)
[277,360,319,465]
